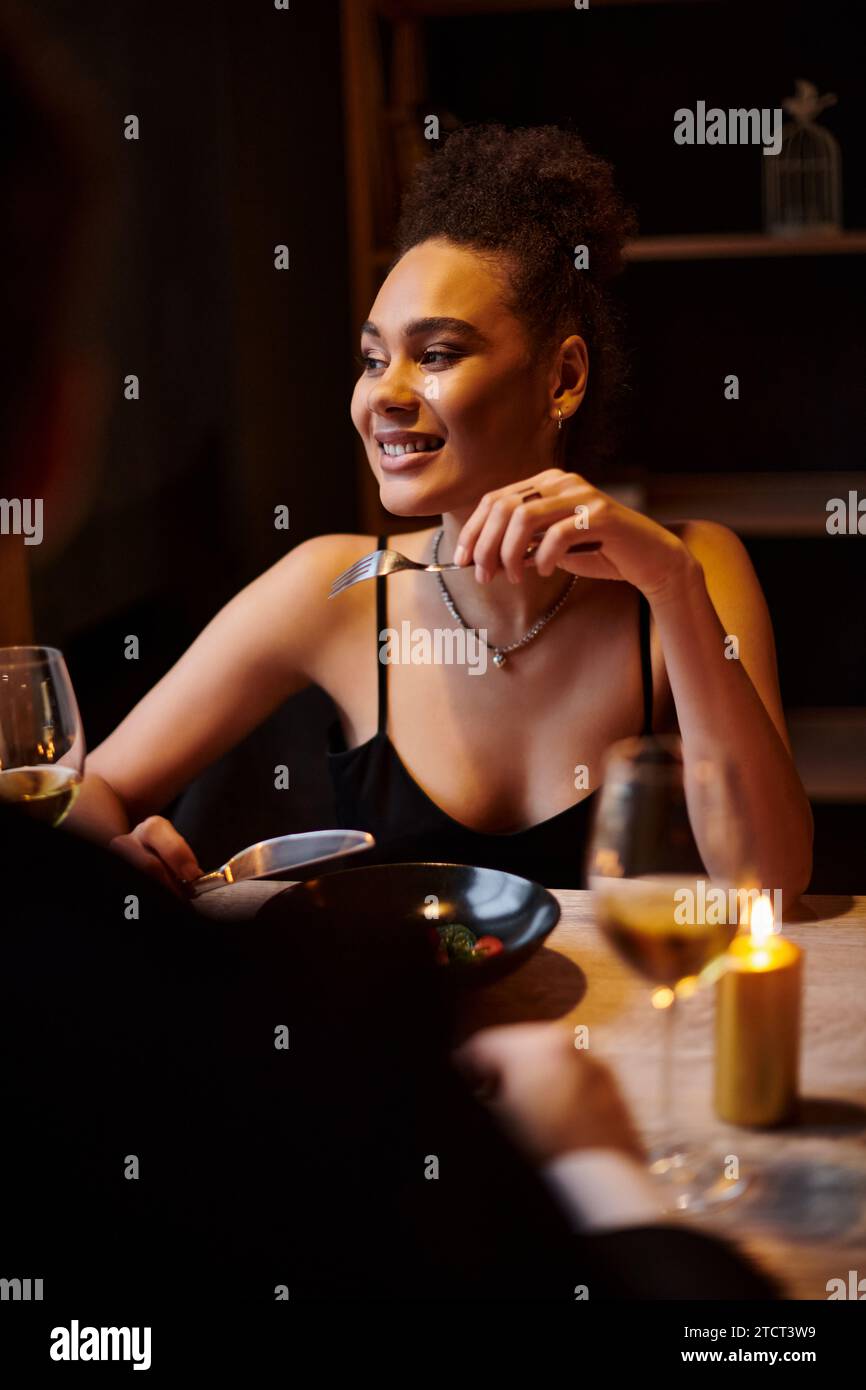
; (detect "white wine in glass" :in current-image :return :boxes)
[587,735,750,1212]
[0,646,85,827]
[592,875,738,987]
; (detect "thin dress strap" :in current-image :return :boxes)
[638,591,654,735]
[376,534,388,733]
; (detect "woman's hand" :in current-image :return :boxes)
[108,815,204,899]
[453,468,699,602]
[453,1022,643,1165]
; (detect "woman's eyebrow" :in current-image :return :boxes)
[360,317,487,347]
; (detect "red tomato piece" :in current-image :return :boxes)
[473,935,504,958]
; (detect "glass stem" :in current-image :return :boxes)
[659,991,677,1155]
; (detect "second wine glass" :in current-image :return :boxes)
[587,734,752,1212]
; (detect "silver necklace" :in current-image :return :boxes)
[431,527,578,669]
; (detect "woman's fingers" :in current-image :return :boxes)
[471,493,533,582]
[108,815,204,901]
[457,471,602,582]
[134,815,204,883]
[108,832,189,899]
[500,496,583,581]
[533,503,612,576]
[455,470,566,576]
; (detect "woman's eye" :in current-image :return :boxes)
[356,347,461,373]
[420,349,461,368]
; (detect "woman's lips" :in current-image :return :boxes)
[377,443,443,473]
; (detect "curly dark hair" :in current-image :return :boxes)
[395,123,637,474]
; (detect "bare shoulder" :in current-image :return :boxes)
[672,519,751,566]
[667,522,767,619]
[273,528,438,690]
[277,531,377,574]
[260,532,376,610]
[223,532,379,680]
[652,520,788,743]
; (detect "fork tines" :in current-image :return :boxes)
[328,549,384,599]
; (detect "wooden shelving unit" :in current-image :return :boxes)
[788,709,866,803]
[381,0,697,13]
[644,472,866,536]
[625,231,866,261]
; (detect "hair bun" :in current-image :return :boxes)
[423,123,636,283]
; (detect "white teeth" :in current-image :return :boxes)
[381,438,441,456]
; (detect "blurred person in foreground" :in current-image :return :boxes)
[0,0,776,1317]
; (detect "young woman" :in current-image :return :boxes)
[70,124,813,897]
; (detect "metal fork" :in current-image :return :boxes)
[328,537,603,598]
[328,546,463,598]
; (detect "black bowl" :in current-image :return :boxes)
[257,862,561,985]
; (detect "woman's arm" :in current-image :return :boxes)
[69,769,132,843]
[457,472,813,904]
[67,534,361,847]
[650,521,813,903]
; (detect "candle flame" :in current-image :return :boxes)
[750,894,775,946]
[651,986,675,1010]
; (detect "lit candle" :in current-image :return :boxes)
[714,896,802,1126]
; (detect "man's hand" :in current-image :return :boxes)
[453,1022,644,1165]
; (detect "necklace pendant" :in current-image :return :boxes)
[492,650,507,669]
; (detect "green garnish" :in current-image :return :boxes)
[436,922,479,962]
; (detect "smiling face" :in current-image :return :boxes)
[351,238,559,519]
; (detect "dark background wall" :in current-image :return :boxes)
[27,0,356,744]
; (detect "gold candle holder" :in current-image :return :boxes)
[714,897,802,1127]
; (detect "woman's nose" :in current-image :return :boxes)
[365,363,418,416]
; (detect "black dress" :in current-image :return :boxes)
[328,535,655,888]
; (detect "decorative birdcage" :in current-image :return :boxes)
[763,80,842,236]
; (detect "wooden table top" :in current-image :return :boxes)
[196,884,866,1300]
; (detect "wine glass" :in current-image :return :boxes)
[0,646,85,826]
[586,734,752,1212]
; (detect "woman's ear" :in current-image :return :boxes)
[551,334,589,422]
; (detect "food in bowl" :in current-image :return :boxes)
[431,922,505,966]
